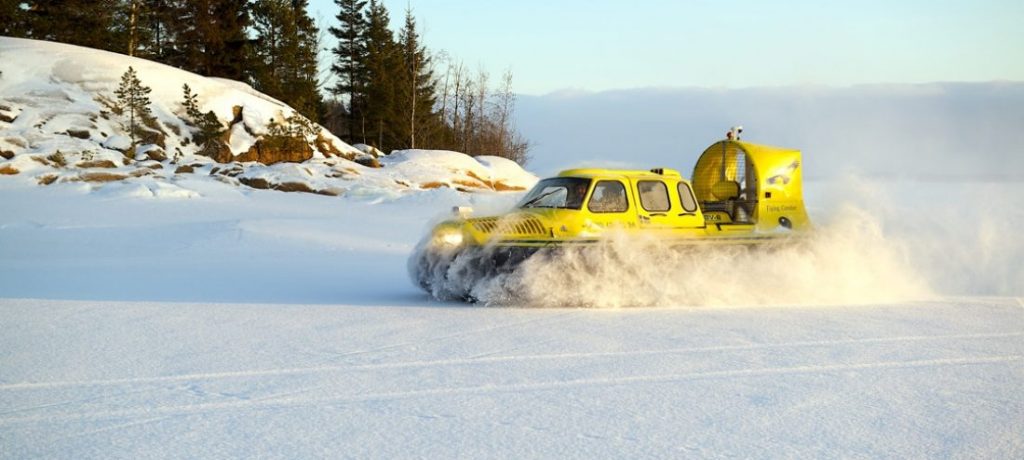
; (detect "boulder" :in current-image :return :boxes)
[66,129,91,139]
[77,172,127,182]
[138,128,166,149]
[198,139,233,163]
[273,181,315,193]
[238,177,271,190]
[145,148,167,162]
[235,138,313,165]
[76,160,118,169]
[353,143,386,158]
[354,156,381,168]
[315,133,352,159]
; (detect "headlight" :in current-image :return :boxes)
[434,229,464,247]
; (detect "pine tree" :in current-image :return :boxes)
[251,0,321,121]
[142,0,180,62]
[359,0,404,151]
[127,0,140,56]
[114,66,153,150]
[182,83,203,122]
[21,0,119,52]
[173,0,251,80]
[329,0,368,138]
[180,83,224,146]
[103,0,153,58]
[0,0,26,36]
[397,8,438,149]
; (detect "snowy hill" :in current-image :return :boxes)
[0,37,536,199]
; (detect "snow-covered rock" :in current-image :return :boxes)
[383,150,537,192]
[0,37,538,200]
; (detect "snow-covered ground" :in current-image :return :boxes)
[2,297,1021,458]
[1,175,1022,458]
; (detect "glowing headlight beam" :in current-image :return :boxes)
[436,230,464,247]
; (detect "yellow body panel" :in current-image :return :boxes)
[428,140,811,250]
[692,140,810,231]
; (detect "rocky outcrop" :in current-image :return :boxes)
[76,159,119,169]
[0,105,16,124]
[238,177,270,189]
[66,129,91,139]
[199,139,233,163]
[314,133,352,160]
[145,148,167,162]
[196,105,315,165]
[76,172,127,182]
[272,181,315,193]
[235,136,313,165]
[354,157,381,168]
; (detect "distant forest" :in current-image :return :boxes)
[0,0,529,163]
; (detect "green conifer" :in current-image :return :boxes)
[330,0,369,136]
[114,66,153,150]
[180,83,224,147]
[251,0,321,121]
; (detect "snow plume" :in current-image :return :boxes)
[412,175,1024,307]
[410,204,932,308]
[477,207,931,307]
[830,176,1024,298]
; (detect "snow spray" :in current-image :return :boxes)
[410,176,1022,307]
[470,205,932,307]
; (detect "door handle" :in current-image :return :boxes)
[650,213,667,217]
[678,212,695,217]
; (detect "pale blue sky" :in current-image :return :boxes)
[309,0,1024,95]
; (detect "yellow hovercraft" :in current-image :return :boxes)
[410,138,811,299]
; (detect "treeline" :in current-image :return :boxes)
[1,0,529,163]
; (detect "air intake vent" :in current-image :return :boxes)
[470,216,546,236]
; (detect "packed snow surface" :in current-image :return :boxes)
[2,297,1022,458]
[1,175,1022,457]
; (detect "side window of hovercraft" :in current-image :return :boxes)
[677,182,698,213]
[637,180,671,212]
[587,181,629,213]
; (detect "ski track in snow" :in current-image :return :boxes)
[309,310,580,362]
[2,355,1020,427]
[2,298,1022,433]
[0,330,1020,392]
